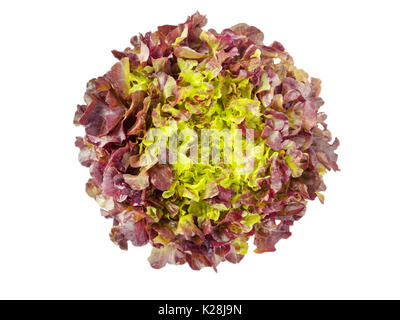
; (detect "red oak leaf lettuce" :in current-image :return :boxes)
[74,12,339,271]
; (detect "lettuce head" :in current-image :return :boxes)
[74,12,339,271]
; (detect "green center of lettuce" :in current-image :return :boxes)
[130,55,282,247]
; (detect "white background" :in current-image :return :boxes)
[1,0,399,300]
